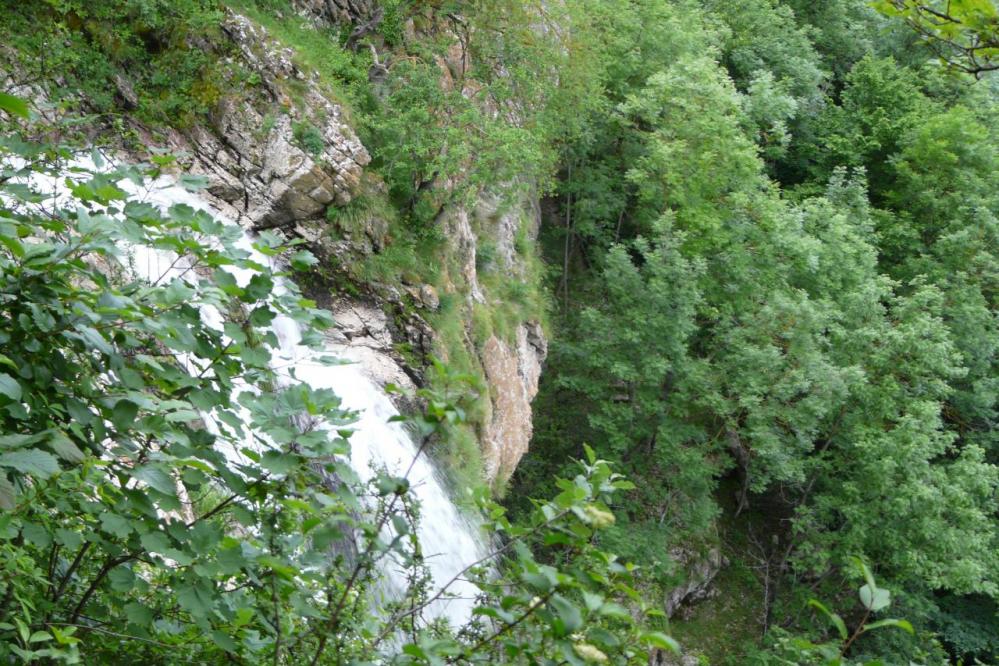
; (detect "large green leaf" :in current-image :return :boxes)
[108,566,136,593]
[111,398,139,431]
[47,432,85,463]
[177,582,215,618]
[0,475,16,510]
[0,433,46,449]
[124,602,154,627]
[0,449,59,478]
[808,599,848,640]
[0,92,29,118]
[550,594,583,635]
[99,512,133,539]
[863,618,914,634]
[642,631,680,653]
[0,373,22,401]
[134,465,177,496]
[859,584,891,612]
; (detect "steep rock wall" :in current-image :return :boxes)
[439,197,548,485]
[156,13,370,228]
[93,7,548,489]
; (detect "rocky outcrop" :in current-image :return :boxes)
[644,547,725,666]
[262,4,550,487]
[664,547,725,617]
[437,192,548,485]
[480,323,548,485]
[291,0,379,28]
[442,206,487,302]
[326,302,415,389]
[473,190,542,275]
[157,13,369,229]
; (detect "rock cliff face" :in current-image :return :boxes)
[2,0,547,489]
[291,0,379,27]
[664,547,725,617]
[141,7,546,488]
[438,197,548,485]
[156,13,370,230]
[480,325,547,484]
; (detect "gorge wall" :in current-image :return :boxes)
[4,3,549,490]
[211,7,543,489]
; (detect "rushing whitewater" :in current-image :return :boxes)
[21,158,491,627]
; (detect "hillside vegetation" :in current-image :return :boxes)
[2,0,999,663]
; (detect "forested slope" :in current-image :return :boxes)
[508,1,999,662]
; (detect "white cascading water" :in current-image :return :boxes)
[19,158,490,628]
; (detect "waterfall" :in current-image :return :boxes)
[19,157,491,628]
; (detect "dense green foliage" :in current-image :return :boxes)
[0,116,675,662]
[507,0,999,662]
[874,0,999,76]
[0,0,228,126]
[4,0,999,663]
